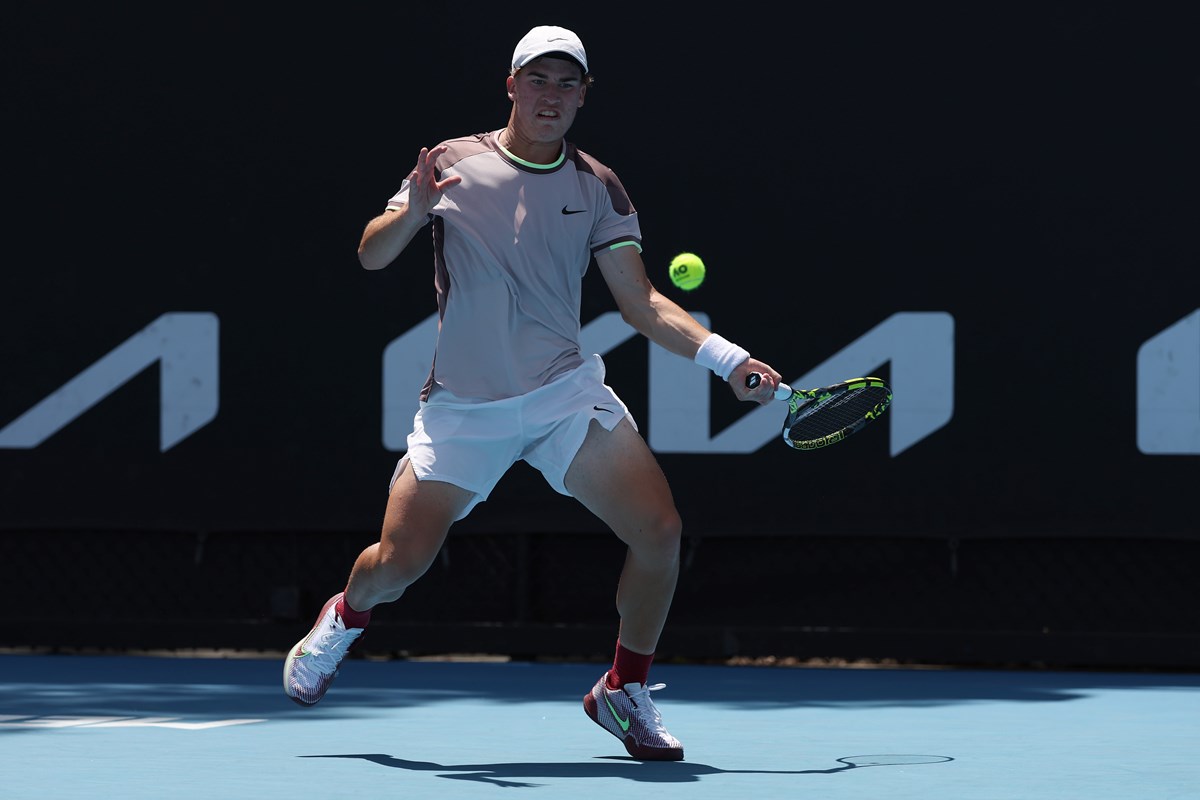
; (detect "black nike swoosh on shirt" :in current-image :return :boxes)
[562,206,587,215]
[594,405,614,413]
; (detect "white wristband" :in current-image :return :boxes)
[695,333,750,380]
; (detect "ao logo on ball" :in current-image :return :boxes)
[668,252,706,291]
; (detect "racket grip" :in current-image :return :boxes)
[746,372,793,401]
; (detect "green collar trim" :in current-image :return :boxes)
[497,135,565,169]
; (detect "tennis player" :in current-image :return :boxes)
[283,25,782,761]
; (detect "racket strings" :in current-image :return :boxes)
[786,387,890,442]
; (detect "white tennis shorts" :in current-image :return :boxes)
[389,354,636,521]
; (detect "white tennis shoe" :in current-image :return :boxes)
[283,592,364,706]
[583,671,684,760]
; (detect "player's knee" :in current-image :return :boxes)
[635,506,683,562]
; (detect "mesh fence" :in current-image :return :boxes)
[3,529,1197,667]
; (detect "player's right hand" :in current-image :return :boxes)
[406,145,463,215]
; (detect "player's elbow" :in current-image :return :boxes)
[358,243,392,271]
[616,304,655,339]
[358,247,381,270]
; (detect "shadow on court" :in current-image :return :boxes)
[3,654,1200,728]
[300,753,955,788]
[5,655,1197,800]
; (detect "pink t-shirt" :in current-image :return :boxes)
[387,130,642,401]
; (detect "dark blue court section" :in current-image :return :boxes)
[2,654,1197,799]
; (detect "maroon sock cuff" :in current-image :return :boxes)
[336,594,372,628]
[608,640,654,688]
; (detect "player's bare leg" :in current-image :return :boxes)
[565,417,682,653]
[345,459,475,610]
[284,461,472,706]
[567,417,685,760]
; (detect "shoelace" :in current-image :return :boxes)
[625,683,671,735]
[305,617,362,674]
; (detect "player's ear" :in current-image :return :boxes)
[506,74,516,100]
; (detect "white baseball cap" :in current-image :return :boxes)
[511,25,588,74]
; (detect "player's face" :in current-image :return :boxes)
[507,56,586,145]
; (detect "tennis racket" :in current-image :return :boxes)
[747,372,892,450]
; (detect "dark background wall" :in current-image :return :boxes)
[2,4,1198,667]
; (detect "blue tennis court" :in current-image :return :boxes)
[3,652,1197,799]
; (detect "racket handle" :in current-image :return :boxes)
[746,372,793,401]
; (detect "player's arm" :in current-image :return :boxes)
[357,207,427,271]
[594,244,780,404]
[358,145,462,271]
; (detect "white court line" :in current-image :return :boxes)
[0,716,133,728]
[90,717,266,729]
[0,715,266,729]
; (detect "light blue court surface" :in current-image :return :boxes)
[2,653,1198,800]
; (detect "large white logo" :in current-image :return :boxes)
[0,312,219,452]
[1137,308,1200,454]
[6,308,1194,456]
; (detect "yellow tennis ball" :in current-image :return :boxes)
[669,252,706,291]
